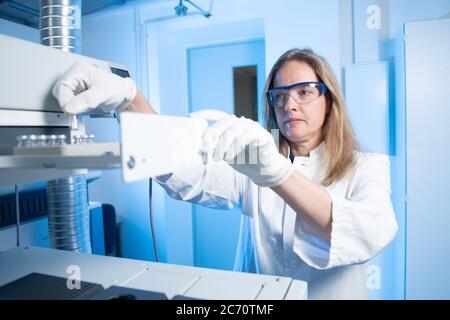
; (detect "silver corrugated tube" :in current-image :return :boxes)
[47,176,91,253]
[40,0,82,53]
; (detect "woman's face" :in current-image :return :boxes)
[273,60,328,145]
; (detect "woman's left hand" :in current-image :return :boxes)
[189,109,294,187]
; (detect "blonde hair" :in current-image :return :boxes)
[264,48,357,186]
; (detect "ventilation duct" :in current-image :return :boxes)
[46,176,91,253]
[40,0,81,53]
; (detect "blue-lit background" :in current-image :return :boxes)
[1,0,449,300]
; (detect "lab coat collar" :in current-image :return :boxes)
[288,140,326,164]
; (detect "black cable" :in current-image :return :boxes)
[149,179,160,262]
[15,185,21,247]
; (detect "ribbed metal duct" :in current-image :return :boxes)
[40,0,81,53]
[47,176,91,253]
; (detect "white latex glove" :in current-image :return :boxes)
[189,109,295,187]
[52,61,137,115]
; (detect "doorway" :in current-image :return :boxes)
[187,39,265,270]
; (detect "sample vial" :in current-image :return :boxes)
[16,135,28,148]
[87,134,95,144]
[28,135,38,147]
[37,135,47,147]
[56,135,67,145]
[48,135,58,146]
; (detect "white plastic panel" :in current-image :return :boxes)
[0,154,120,170]
[284,280,309,300]
[184,277,263,300]
[121,270,199,299]
[344,62,390,154]
[0,110,69,127]
[0,168,88,188]
[13,143,120,156]
[0,246,307,300]
[0,246,147,288]
[0,34,111,113]
[404,18,450,299]
[120,112,207,182]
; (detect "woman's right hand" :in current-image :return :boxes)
[52,61,137,115]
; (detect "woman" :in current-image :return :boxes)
[53,48,398,299]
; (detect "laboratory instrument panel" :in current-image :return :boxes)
[0,34,208,186]
[0,35,306,301]
[0,34,127,187]
[0,246,307,300]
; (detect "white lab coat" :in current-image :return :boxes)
[155,142,398,299]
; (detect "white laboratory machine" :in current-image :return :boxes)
[0,34,307,300]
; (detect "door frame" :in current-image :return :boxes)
[145,18,265,266]
[186,38,265,269]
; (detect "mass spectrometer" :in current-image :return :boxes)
[0,34,307,300]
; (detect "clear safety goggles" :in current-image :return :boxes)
[267,81,327,108]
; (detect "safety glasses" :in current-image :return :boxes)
[267,81,327,108]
